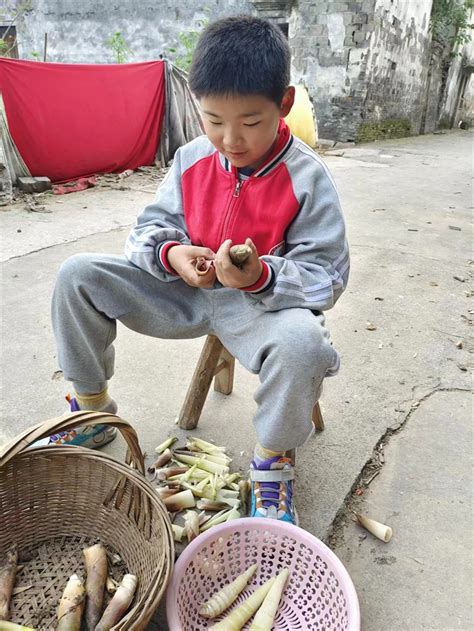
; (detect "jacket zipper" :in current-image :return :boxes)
[233,180,243,197]
[220,177,245,242]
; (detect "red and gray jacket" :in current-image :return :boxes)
[125,120,349,312]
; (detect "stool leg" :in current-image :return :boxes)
[312,401,325,431]
[178,335,224,430]
[214,347,235,395]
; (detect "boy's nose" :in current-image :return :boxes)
[223,129,243,149]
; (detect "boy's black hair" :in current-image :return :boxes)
[189,15,290,105]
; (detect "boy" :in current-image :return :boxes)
[51,16,349,524]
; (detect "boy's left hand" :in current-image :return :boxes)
[214,238,263,289]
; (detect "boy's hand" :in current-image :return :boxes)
[167,245,216,288]
[214,238,263,289]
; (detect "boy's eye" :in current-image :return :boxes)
[209,121,222,126]
[244,122,261,127]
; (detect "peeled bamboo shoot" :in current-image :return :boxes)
[199,563,257,618]
[356,514,393,542]
[94,574,137,631]
[249,568,289,630]
[0,544,18,621]
[57,574,85,631]
[83,544,108,630]
[0,623,37,630]
[209,577,276,630]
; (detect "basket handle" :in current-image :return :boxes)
[0,411,145,474]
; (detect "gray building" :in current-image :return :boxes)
[4,0,474,142]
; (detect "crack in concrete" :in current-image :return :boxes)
[325,385,471,548]
[2,225,131,263]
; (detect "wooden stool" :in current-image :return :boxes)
[178,334,325,433]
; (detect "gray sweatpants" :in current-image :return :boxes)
[52,253,340,451]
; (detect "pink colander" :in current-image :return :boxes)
[166,517,360,630]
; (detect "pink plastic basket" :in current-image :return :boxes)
[166,517,360,630]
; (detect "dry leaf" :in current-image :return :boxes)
[366,323,377,331]
[12,584,32,595]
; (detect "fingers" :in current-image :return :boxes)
[190,246,215,260]
[215,239,233,270]
[245,237,258,257]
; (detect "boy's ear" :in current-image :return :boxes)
[279,86,296,118]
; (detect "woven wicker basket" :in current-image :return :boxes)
[0,411,174,630]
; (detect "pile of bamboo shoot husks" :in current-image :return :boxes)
[0,542,137,631]
[150,437,249,543]
[198,563,290,630]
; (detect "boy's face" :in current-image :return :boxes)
[199,88,295,170]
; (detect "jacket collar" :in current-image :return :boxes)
[220,119,293,177]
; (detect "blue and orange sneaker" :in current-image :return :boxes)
[34,395,117,449]
[249,455,298,525]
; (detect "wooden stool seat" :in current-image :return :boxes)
[178,335,325,433]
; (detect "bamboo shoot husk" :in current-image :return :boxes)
[0,544,18,621]
[56,574,85,631]
[94,574,137,631]
[83,544,108,629]
[183,511,200,542]
[163,489,196,512]
[356,513,393,542]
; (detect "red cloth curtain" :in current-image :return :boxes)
[0,59,165,182]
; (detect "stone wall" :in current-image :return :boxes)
[16,0,253,64]
[290,0,434,141]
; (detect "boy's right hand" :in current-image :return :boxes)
[167,245,216,288]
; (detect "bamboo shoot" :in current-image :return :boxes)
[229,244,252,267]
[83,544,108,630]
[199,564,258,618]
[57,574,85,631]
[249,568,289,630]
[95,574,137,631]
[209,577,276,630]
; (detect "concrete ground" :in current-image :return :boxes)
[1,130,472,629]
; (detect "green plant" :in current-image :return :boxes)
[30,51,40,60]
[169,18,208,73]
[105,31,133,64]
[430,0,474,48]
[0,40,9,56]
